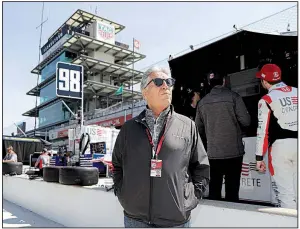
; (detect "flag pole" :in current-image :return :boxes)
[121,84,123,110]
[131,38,135,117]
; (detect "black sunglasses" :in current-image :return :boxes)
[145,78,175,88]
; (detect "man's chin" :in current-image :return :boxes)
[162,96,171,101]
[160,100,171,108]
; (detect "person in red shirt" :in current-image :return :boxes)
[35,148,50,176]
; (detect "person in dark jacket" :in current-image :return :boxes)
[112,66,210,228]
[186,89,201,121]
[195,71,251,202]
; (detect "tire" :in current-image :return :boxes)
[3,162,23,175]
[59,167,99,186]
[43,166,61,182]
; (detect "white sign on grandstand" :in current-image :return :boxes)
[43,34,71,60]
[96,21,115,45]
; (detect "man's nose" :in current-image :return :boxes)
[161,80,168,89]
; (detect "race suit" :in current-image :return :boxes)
[256,82,298,209]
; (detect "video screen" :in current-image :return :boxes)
[90,142,106,154]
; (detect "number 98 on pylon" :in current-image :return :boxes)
[56,62,84,100]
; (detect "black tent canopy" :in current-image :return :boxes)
[168,30,297,137]
[169,30,297,88]
[3,136,44,164]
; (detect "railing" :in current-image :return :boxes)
[46,102,147,135]
[85,100,146,120]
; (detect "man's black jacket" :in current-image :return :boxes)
[112,106,209,227]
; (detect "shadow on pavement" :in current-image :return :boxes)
[3,199,64,228]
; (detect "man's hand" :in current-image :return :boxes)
[256,161,266,172]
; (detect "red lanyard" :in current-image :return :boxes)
[145,117,169,159]
[146,129,165,159]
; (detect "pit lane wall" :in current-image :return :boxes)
[3,175,297,227]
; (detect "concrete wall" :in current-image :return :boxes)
[3,176,123,227]
[88,51,115,64]
[3,175,297,227]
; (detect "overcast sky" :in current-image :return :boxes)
[3,1,296,133]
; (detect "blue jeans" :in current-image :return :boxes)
[124,215,191,228]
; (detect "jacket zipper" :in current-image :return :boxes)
[149,176,153,224]
[134,111,173,225]
[136,120,153,224]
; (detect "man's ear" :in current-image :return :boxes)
[142,89,147,101]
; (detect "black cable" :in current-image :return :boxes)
[79,133,90,155]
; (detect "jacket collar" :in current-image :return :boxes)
[145,105,170,121]
[136,104,175,123]
[210,85,227,94]
[269,82,287,92]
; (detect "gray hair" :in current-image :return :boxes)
[140,66,170,92]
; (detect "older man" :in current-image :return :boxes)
[112,66,209,228]
[3,146,18,162]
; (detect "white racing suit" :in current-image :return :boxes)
[256,82,297,209]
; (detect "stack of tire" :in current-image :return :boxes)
[3,162,23,175]
[43,166,99,186]
[43,166,61,182]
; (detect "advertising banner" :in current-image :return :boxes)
[92,153,106,174]
[41,24,90,59]
[96,21,115,45]
[93,114,132,127]
[43,34,71,60]
[221,137,272,203]
[115,41,129,49]
[41,24,69,55]
[80,125,120,154]
[49,130,58,140]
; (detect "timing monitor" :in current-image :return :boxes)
[90,142,106,154]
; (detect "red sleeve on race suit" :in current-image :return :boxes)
[256,96,272,161]
[39,159,43,169]
[262,95,272,104]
